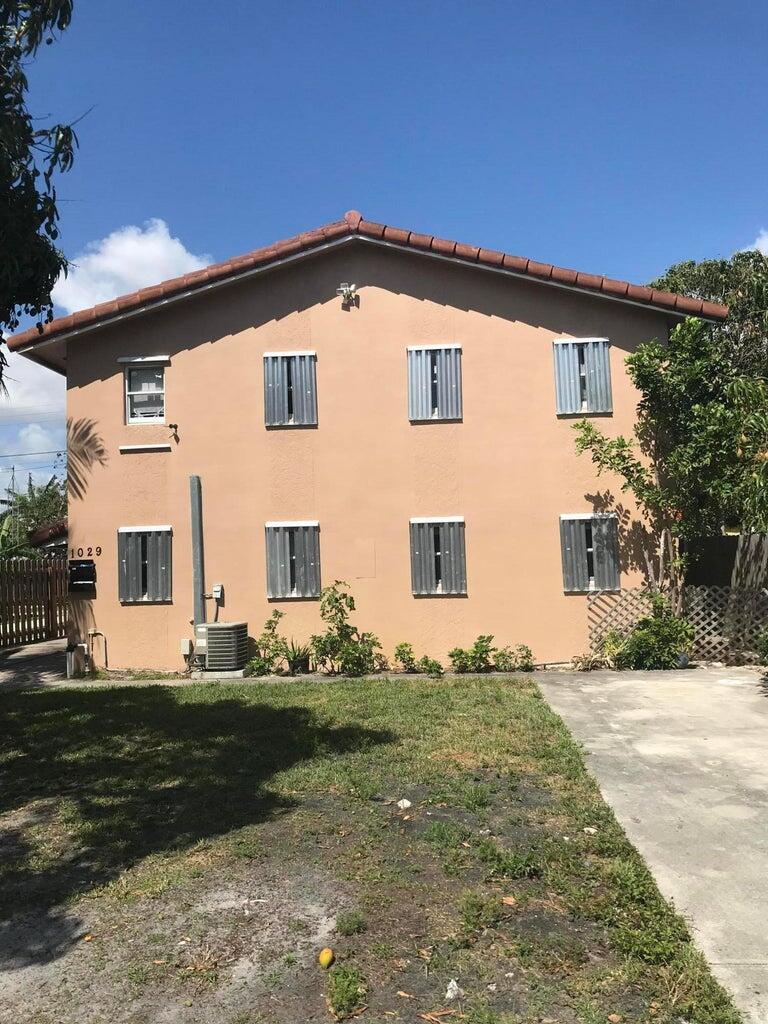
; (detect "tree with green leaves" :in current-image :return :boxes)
[574,318,768,609]
[0,1,77,391]
[0,473,66,557]
[651,249,768,375]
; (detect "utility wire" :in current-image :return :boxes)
[0,448,65,459]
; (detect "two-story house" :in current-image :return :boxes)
[9,211,727,670]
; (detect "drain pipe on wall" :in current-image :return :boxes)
[190,475,206,670]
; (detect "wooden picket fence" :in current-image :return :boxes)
[588,586,768,664]
[0,558,68,649]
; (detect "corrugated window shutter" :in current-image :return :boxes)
[266,525,321,598]
[264,355,317,426]
[440,520,467,594]
[560,518,589,592]
[554,343,582,414]
[593,516,620,590]
[410,521,436,594]
[407,348,462,421]
[410,520,467,595]
[584,341,612,413]
[118,529,172,603]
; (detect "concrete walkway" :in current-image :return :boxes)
[539,666,768,1024]
[0,638,66,689]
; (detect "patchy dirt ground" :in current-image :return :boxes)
[0,677,740,1024]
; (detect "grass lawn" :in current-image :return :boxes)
[0,675,740,1024]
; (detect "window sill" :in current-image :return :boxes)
[119,444,172,453]
[556,411,613,419]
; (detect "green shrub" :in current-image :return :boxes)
[310,582,382,676]
[757,625,768,665]
[614,595,694,670]
[394,642,417,672]
[449,634,496,673]
[494,643,535,672]
[247,610,287,676]
[417,655,444,677]
[285,639,311,675]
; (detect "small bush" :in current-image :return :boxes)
[614,595,694,670]
[285,639,311,675]
[247,610,287,676]
[327,965,367,1019]
[310,582,383,676]
[494,643,534,672]
[449,634,496,673]
[417,655,444,677]
[757,625,768,666]
[336,910,367,936]
[394,642,417,672]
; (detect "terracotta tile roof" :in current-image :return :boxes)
[8,210,728,352]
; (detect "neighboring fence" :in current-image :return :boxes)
[0,558,68,649]
[588,586,768,664]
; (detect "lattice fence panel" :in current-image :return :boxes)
[588,586,768,664]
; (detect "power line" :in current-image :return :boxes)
[0,448,65,459]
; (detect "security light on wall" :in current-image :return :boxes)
[336,282,357,306]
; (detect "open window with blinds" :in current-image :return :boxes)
[559,514,619,592]
[264,352,318,426]
[265,521,321,598]
[553,338,612,415]
[410,517,467,595]
[407,345,462,421]
[118,526,172,603]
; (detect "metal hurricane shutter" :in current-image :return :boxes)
[593,516,620,590]
[560,518,589,592]
[440,520,467,594]
[264,355,287,426]
[266,526,287,597]
[294,354,318,426]
[554,343,581,414]
[407,349,430,421]
[585,341,613,413]
[438,348,462,420]
[156,530,172,601]
[410,521,435,594]
[118,531,132,602]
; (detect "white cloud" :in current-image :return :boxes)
[52,218,210,314]
[743,229,768,255]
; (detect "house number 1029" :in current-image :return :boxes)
[71,546,102,558]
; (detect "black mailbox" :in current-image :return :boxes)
[69,559,97,593]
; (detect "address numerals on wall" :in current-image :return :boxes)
[71,546,102,558]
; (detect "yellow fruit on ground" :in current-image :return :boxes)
[318,947,334,969]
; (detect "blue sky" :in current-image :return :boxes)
[1,0,766,492]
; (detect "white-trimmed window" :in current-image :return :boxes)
[407,345,462,421]
[553,338,612,415]
[120,356,168,424]
[265,521,321,598]
[118,526,172,602]
[409,517,466,595]
[559,514,619,592]
[264,352,318,426]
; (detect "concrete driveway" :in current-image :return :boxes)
[539,666,768,1024]
[0,638,66,689]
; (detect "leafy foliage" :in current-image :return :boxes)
[493,644,534,672]
[0,1,78,391]
[394,642,417,672]
[574,317,768,604]
[449,635,496,673]
[247,610,287,676]
[610,595,695,670]
[416,655,444,677]
[651,249,768,377]
[310,581,382,676]
[0,475,65,557]
[285,639,311,675]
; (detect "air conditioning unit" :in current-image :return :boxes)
[195,621,248,672]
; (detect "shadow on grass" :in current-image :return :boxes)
[0,686,394,969]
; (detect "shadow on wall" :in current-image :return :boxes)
[586,489,656,581]
[70,243,653,388]
[0,686,394,969]
[67,418,108,501]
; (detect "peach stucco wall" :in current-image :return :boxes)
[66,243,671,669]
